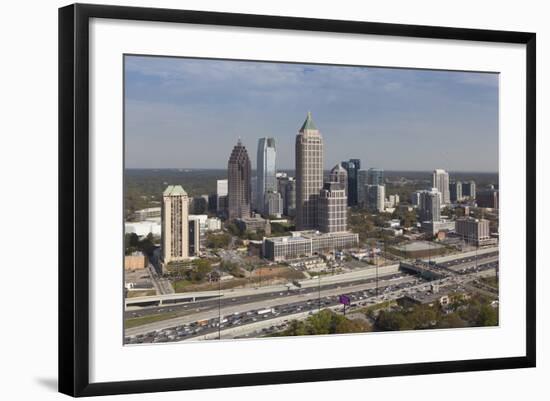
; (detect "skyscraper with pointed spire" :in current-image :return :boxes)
[295,112,324,230]
[228,139,251,220]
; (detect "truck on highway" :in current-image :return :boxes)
[257,308,274,315]
[197,319,209,327]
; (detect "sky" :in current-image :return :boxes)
[124,55,499,172]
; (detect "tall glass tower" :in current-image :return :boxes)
[341,159,361,206]
[295,112,324,231]
[256,137,277,213]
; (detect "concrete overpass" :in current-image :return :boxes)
[125,263,400,309]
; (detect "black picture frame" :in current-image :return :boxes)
[59,3,536,397]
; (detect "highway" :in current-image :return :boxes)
[124,249,499,343]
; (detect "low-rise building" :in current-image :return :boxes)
[133,207,161,221]
[124,252,147,271]
[236,215,271,235]
[455,217,495,246]
[263,230,359,261]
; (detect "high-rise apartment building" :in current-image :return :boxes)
[433,169,450,204]
[227,139,251,220]
[462,180,477,199]
[161,185,189,265]
[256,137,277,213]
[450,181,463,203]
[188,216,201,256]
[318,182,348,233]
[419,188,441,222]
[341,159,361,206]
[296,112,324,230]
[365,184,385,213]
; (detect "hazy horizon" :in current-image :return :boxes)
[125,56,499,172]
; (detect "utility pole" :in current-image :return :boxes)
[218,276,221,340]
[318,273,321,313]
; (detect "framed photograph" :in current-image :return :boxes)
[58,3,536,397]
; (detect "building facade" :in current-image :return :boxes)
[330,163,348,196]
[419,188,441,222]
[357,169,369,205]
[295,112,324,230]
[341,159,361,206]
[450,181,463,203]
[433,169,450,204]
[256,137,277,213]
[161,185,189,265]
[367,168,385,186]
[477,189,499,209]
[216,179,228,215]
[456,217,491,245]
[264,191,284,218]
[462,180,476,199]
[365,184,385,213]
[188,216,201,256]
[318,182,347,233]
[227,139,252,220]
[263,231,359,262]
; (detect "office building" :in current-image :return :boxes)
[236,215,271,235]
[256,137,277,213]
[477,189,499,209]
[228,139,252,220]
[419,188,441,222]
[216,179,228,214]
[296,112,324,230]
[133,207,161,221]
[264,191,284,218]
[357,169,369,205]
[161,185,189,265]
[263,230,359,262]
[318,182,347,233]
[367,168,384,186]
[330,163,348,196]
[433,169,450,204]
[341,159,361,206]
[365,184,385,213]
[278,177,296,217]
[450,181,463,203]
[456,217,491,246]
[188,216,201,256]
[462,180,476,199]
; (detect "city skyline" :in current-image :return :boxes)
[125,55,499,172]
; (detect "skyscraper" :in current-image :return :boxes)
[264,191,284,218]
[256,137,277,212]
[330,163,348,196]
[462,180,477,199]
[357,169,369,205]
[419,188,441,222]
[341,159,361,206]
[228,139,251,220]
[161,185,189,265]
[296,112,324,230]
[216,179,228,215]
[318,182,348,233]
[367,168,385,186]
[365,184,385,213]
[433,169,450,205]
[450,181,463,203]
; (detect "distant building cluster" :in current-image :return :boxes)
[131,112,498,268]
